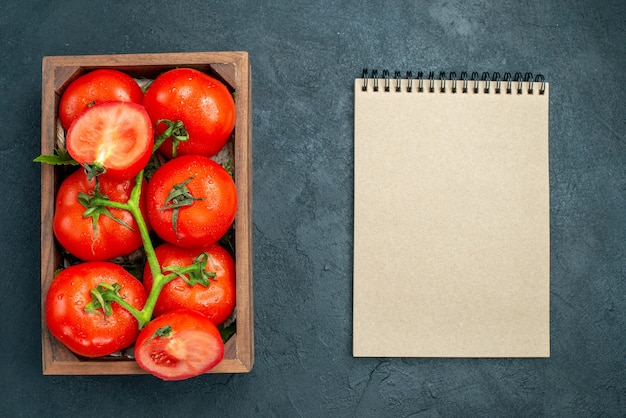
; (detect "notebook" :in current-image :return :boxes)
[353,70,550,357]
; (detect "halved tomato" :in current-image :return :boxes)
[134,309,224,380]
[65,101,154,180]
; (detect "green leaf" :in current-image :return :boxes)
[33,149,79,165]
[219,228,235,257]
[218,321,236,343]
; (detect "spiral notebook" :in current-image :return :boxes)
[353,70,550,357]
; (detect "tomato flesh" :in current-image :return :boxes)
[66,101,154,179]
[135,309,224,380]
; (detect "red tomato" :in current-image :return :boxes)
[146,155,237,249]
[53,168,149,261]
[142,67,236,158]
[134,309,224,380]
[66,101,154,180]
[143,243,236,325]
[59,69,144,131]
[45,261,147,358]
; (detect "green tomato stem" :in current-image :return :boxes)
[153,119,189,156]
[101,291,144,320]
[91,171,182,329]
[127,171,171,328]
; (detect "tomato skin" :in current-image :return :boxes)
[142,67,236,158]
[134,309,225,380]
[143,243,236,325]
[53,168,149,261]
[59,69,144,131]
[146,155,237,249]
[45,262,146,358]
[66,101,154,180]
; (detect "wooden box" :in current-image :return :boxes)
[40,52,253,375]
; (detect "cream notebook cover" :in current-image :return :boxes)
[353,71,550,357]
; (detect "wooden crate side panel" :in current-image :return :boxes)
[232,53,254,372]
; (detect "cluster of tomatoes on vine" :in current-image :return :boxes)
[38,67,239,380]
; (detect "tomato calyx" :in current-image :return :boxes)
[158,176,203,238]
[78,181,135,231]
[82,162,107,181]
[162,252,218,288]
[84,282,124,317]
[77,179,135,255]
[146,325,173,345]
[154,119,189,157]
[84,281,144,322]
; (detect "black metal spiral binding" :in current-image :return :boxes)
[471,72,480,94]
[361,69,546,95]
[394,71,402,92]
[439,72,446,93]
[461,71,468,93]
[534,74,546,95]
[504,72,512,94]
[405,71,413,92]
[481,72,490,94]
[515,72,524,94]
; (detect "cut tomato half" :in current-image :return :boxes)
[66,101,154,179]
[134,309,225,381]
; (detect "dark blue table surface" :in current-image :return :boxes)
[1,1,624,416]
